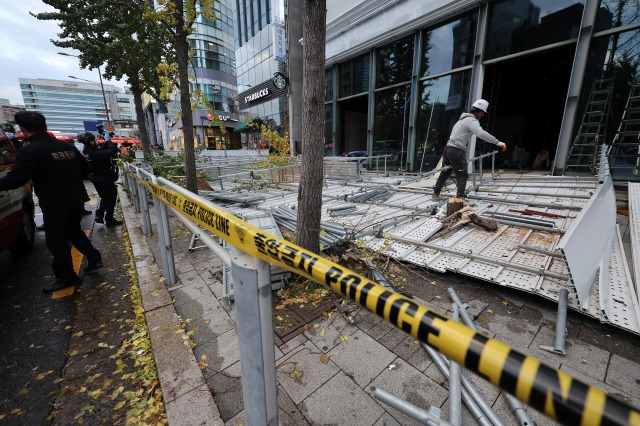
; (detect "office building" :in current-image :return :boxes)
[233,0,303,149]
[110,90,139,137]
[19,77,122,134]
[0,98,26,123]
[323,0,640,180]
[165,0,242,151]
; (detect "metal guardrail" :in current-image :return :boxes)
[123,162,640,426]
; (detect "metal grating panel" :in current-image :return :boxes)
[604,225,640,332]
[558,178,617,307]
[209,170,638,335]
[630,183,640,296]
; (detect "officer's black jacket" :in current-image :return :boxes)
[84,140,119,179]
[0,132,90,211]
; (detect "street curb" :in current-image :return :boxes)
[118,185,223,425]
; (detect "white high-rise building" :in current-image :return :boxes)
[19,77,121,134]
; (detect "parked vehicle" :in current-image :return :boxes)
[0,130,35,253]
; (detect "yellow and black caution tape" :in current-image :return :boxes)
[135,174,640,426]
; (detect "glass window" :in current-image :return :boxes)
[373,83,413,169]
[326,68,334,101]
[339,54,370,98]
[577,28,640,180]
[324,103,333,154]
[422,13,477,76]
[486,0,585,60]
[414,72,471,171]
[597,0,640,30]
[376,34,414,88]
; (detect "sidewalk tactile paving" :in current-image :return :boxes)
[275,341,340,405]
[327,329,397,387]
[604,354,640,402]
[195,328,240,379]
[301,372,385,425]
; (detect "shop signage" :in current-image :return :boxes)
[272,0,285,26]
[273,26,286,62]
[237,79,288,111]
[244,88,270,104]
[200,112,236,123]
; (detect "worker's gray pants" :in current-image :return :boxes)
[433,146,468,198]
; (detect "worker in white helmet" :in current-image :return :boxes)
[432,99,507,201]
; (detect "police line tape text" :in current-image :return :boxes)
[182,200,230,236]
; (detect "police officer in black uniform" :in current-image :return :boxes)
[77,132,122,227]
[0,111,103,292]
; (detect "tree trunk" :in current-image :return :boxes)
[175,1,198,194]
[131,86,152,157]
[446,197,465,216]
[296,0,327,254]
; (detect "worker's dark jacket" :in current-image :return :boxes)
[0,132,90,211]
[84,140,119,179]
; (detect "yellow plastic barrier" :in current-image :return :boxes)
[137,175,640,426]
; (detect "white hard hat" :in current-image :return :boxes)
[472,99,489,113]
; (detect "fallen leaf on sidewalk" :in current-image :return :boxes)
[34,370,54,381]
[290,370,303,379]
[320,354,329,364]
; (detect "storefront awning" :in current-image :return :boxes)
[233,121,249,133]
[233,118,264,133]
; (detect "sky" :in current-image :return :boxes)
[0,0,125,106]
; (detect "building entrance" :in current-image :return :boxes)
[339,95,368,155]
[482,45,574,170]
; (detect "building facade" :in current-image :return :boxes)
[0,99,26,123]
[323,0,640,180]
[166,0,242,151]
[18,78,123,134]
[233,0,303,150]
[110,90,138,137]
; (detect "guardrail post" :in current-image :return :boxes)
[471,160,477,189]
[129,172,141,214]
[151,186,176,287]
[137,180,152,235]
[231,247,278,425]
[123,172,133,204]
[491,152,496,178]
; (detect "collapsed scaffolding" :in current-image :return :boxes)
[193,149,640,337]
